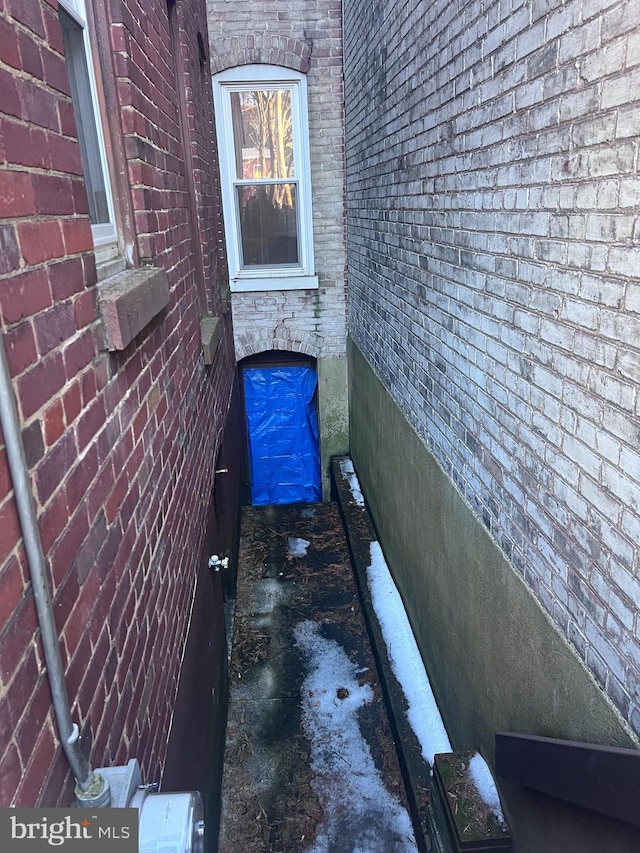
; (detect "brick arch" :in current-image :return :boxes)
[233,326,322,362]
[209,34,312,74]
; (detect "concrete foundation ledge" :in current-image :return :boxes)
[332,454,433,853]
[98,266,170,351]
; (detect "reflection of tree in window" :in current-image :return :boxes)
[231,88,298,267]
[232,89,294,182]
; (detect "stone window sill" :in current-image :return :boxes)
[97,266,170,351]
[230,274,318,293]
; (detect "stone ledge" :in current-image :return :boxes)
[331,455,433,853]
[200,315,222,365]
[98,266,169,351]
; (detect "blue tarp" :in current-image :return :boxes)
[244,366,322,505]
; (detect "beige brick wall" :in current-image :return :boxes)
[207,0,347,362]
[344,0,640,736]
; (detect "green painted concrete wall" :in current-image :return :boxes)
[348,339,640,853]
[318,356,349,499]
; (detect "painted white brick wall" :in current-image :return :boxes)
[206,0,347,361]
[344,0,640,734]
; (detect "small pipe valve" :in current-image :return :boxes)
[208,554,229,572]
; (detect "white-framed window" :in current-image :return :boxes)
[212,65,317,292]
[59,0,118,262]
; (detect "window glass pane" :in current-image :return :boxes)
[59,8,110,225]
[231,90,294,180]
[237,184,299,267]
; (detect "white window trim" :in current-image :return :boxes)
[212,65,317,292]
[59,0,118,258]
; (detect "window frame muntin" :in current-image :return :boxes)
[213,65,316,291]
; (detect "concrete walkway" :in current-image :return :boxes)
[217,499,422,853]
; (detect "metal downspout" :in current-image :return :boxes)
[0,333,107,803]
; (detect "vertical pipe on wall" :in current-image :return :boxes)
[0,333,105,801]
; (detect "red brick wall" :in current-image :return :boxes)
[172,0,228,315]
[0,0,235,806]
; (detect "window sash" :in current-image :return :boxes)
[236,183,300,268]
[213,66,315,287]
[230,88,295,181]
[59,0,117,251]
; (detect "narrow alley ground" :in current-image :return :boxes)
[217,500,421,852]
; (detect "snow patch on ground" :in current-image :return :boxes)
[367,541,452,764]
[468,753,506,827]
[339,459,365,507]
[288,537,310,557]
[294,620,418,853]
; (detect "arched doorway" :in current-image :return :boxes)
[240,351,321,505]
